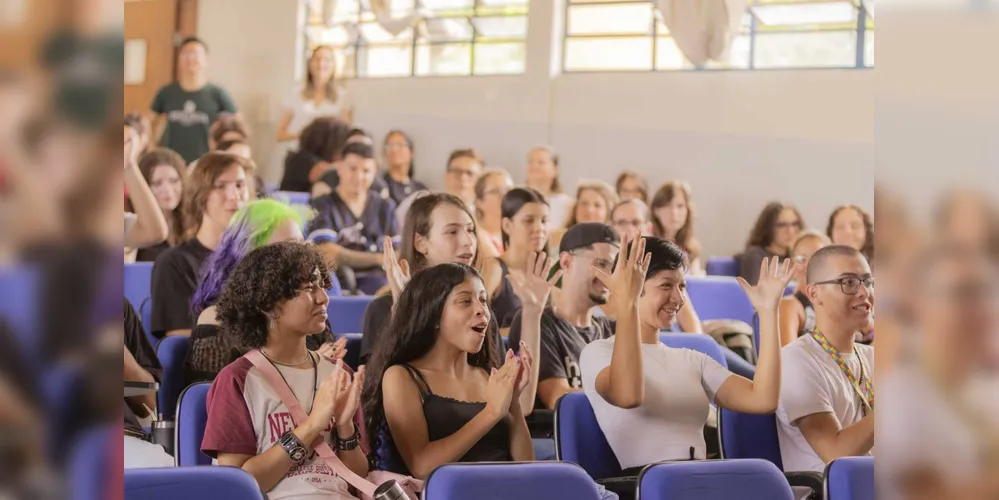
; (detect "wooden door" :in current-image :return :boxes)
[124,0,178,115]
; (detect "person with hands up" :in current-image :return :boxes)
[361,263,534,480]
[202,242,367,499]
[506,251,561,415]
[580,238,797,474]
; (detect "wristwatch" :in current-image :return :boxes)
[278,430,309,465]
[336,426,361,451]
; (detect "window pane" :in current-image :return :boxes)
[384,0,416,13]
[864,30,873,66]
[358,45,413,77]
[306,25,355,46]
[750,2,859,26]
[565,37,652,71]
[655,36,751,69]
[474,42,526,74]
[416,43,472,75]
[422,0,474,10]
[471,16,528,39]
[567,4,653,35]
[481,0,528,5]
[753,31,856,68]
[569,0,644,3]
[422,18,474,41]
[359,22,412,43]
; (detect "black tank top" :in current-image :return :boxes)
[401,364,513,464]
[491,258,522,329]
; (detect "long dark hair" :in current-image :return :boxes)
[400,193,479,274]
[746,201,804,251]
[361,263,500,470]
[826,204,874,261]
[500,187,548,248]
[137,148,188,245]
[649,180,701,264]
[384,130,415,176]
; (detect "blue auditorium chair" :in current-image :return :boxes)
[337,333,363,371]
[825,457,874,500]
[124,262,154,315]
[272,190,311,206]
[555,392,622,480]
[705,257,739,277]
[175,382,212,466]
[659,333,728,368]
[327,296,375,334]
[685,276,755,325]
[0,265,40,356]
[637,459,794,500]
[124,467,265,500]
[424,462,604,500]
[156,335,190,421]
[70,425,115,500]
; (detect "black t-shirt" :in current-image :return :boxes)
[280,149,321,193]
[381,172,428,206]
[136,241,170,263]
[507,307,615,409]
[150,238,213,338]
[125,298,163,438]
[150,82,238,163]
[309,190,399,254]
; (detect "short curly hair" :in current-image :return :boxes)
[216,241,333,350]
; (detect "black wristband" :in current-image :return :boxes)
[279,430,309,465]
[335,426,361,451]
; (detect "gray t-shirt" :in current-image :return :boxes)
[151,82,238,163]
[581,339,731,468]
[508,307,615,409]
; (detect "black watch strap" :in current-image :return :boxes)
[279,430,309,465]
[336,426,361,451]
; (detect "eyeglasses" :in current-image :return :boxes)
[775,221,802,230]
[793,255,808,264]
[385,143,409,150]
[613,219,644,228]
[813,276,874,295]
[448,168,477,178]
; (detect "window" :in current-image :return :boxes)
[563,0,873,71]
[302,0,529,78]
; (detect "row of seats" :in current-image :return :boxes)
[111,456,873,500]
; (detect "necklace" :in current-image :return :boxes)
[259,348,318,400]
[261,348,312,367]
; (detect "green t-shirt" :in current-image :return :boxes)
[151,82,237,163]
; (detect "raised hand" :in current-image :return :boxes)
[508,252,562,311]
[511,342,534,403]
[124,126,140,169]
[591,236,651,307]
[484,352,520,422]
[333,365,364,432]
[383,236,411,301]
[737,257,797,311]
[316,337,348,362]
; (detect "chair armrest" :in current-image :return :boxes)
[784,471,823,500]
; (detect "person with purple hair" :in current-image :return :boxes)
[183,199,344,386]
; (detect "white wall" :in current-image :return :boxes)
[199,0,873,257]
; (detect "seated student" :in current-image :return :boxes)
[310,141,398,295]
[740,202,804,286]
[649,181,705,277]
[581,238,794,472]
[779,230,831,346]
[444,148,484,211]
[524,146,573,230]
[508,223,620,411]
[473,169,513,258]
[380,130,427,206]
[827,204,873,263]
[880,245,999,500]
[124,298,173,468]
[610,199,653,242]
[776,245,875,474]
[360,263,534,479]
[131,148,189,263]
[203,242,368,500]
[185,199,342,386]
[549,181,617,252]
[280,116,352,193]
[151,152,253,338]
[480,188,551,332]
[615,171,649,205]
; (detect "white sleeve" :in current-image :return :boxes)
[780,346,835,426]
[694,350,733,402]
[579,340,613,393]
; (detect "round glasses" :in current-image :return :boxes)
[814,276,874,295]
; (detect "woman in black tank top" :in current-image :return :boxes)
[484,188,551,330]
[361,263,535,479]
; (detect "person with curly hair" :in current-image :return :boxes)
[202,242,368,500]
[360,263,536,479]
[183,199,344,386]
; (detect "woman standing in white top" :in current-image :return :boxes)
[273,46,353,169]
[579,236,795,470]
[525,146,573,230]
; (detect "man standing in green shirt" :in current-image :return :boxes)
[151,37,238,164]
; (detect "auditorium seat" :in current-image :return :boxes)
[554,392,621,480]
[659,333,728,368]
[272,191,311,206]
[327,296,375,334]
[70,425,114,500]
[0,265,40,356]
[337,333,362,371]
[638,459,794,500]
[424,462,603,500]
[175,382,212,466]
[705,257,739,277]
[124,262,154,316]
[685,276,755,326]
[125,467,265,500]
[825,457,874,500]
[156,335,190,421]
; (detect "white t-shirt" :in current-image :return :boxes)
[283,89,351,141]
[203,355,355,500]
[878,364,999,500]
[546,193,574,230]
[776,335,875,473]
[580,338,732,469]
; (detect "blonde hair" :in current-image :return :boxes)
[563,179,618,229]
[302,45,340,104]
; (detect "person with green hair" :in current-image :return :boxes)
[184,198,344,385]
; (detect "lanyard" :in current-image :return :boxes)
[809,330,874,415]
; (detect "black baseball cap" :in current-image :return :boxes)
[559,222,620,254]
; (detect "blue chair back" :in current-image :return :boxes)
[705,257,739,277]
[272,191,311,206]
[554,392,621,480]
[659,333,728,368]
[425,462,603,500]
[156,335,190,420]
[336,333,363,371]
[124,467,265,500]
[124,262,154,317]
[175,382,212,466]
[718,408,784,469]
[685,276,754,325]
[327,296,375,334]
[0,265,40,355]
[638,459,794,500]
[69,425,114,500]
[825,457,874,500]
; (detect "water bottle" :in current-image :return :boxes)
[372,480,409,500]
[151,419,175,456]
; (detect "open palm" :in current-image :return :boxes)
[508,252,561,310]
[736,257,797,310]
